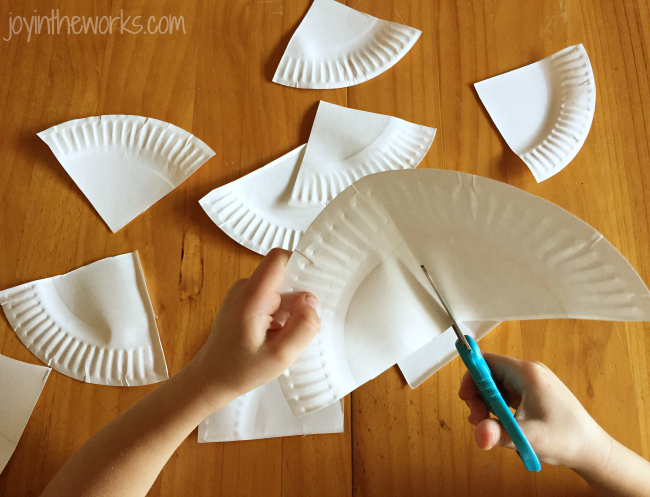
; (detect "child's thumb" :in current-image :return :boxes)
[268,293,321,365]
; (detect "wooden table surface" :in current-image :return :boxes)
[1,0,649,495]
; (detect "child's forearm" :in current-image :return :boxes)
[39,355,232,497]
[573,434,650,497]
[38,249,320,497]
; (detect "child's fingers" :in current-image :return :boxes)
[475,418,515,451]
[481,353,528,394]
[466,397,490,426]
[265,293,320,365]
[458,370,481,400]
[247,248,291,298]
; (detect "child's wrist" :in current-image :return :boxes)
[181,350,242,413]
[570,427,613,477]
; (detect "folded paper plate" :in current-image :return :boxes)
[279,169,650,416]
[200,145,322,255]
[198,379,344,442]
[397,321,500,388]
[38,115,215,232]
[0,354,50,474]
[290,101,436,206]
[273,0,421,89]
[0,252,168,386]
[475,44,595,182]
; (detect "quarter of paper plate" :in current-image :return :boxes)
[199,145,323,255]
[397,321,500,388]
[0,354,50,475]
[198,379,344,442]
[278,169,650,416]
[290,101,436,206]
[475,44,595,182]
[38,115,215,232]
[0,252,168,386]
[273,0,421,89]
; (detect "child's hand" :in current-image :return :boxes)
[458,354,610,470]
[191,248,320,407]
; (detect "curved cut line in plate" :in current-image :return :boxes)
[199,145,323,255]
[38,115,215,232]
[290,102,436,206]
[273,0,421,89]
[475,44,595,182]
[278,169,650,416]
[0,253,169,386]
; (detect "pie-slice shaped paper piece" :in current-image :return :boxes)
[279,169,650,416]
[475,44,595,182]
[198,379,344,442]
[0,252,168,386]
[38,115,215,232]
[397,321,500,388]
[200,145,323,255]
[290,101,436,206]
[273,0,421,89]
[0,354,50,474]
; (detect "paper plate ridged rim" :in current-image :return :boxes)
[0,254,168,386]
[476,44,596,182]
[290,118,436,205]
[273,0,421,89]
[38,115,215,182]
[200,146,312,255]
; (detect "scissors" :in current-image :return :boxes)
[420,265,541,472]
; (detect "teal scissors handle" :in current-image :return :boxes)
[456,336,541,472]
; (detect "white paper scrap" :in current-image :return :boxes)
[0,354,50,475]
[475,44,595,182]
[198,379,344,442]
[397,321,500,388]
[273,0,421,89]
[279,169,650,416]
[290,101,436,206]
[38,115,215,232]
[200,145,322,255]
[0,252,168,386]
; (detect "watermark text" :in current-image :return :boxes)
[3,9,186,41]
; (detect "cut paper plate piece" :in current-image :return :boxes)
[290,101,436,206]
[273,0,421,89]
[475,44,595,182]
[200,145,322,255]
[279,169,650,416]
[397,321,499,388]
[0,252,168,386]
[198,379,343,442]
[0,354,50,474]
[38,116,215,232]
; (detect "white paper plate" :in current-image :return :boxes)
[475,44,596,182]
[198,379,343,442]
[38,115,215,232]
[273,0,421,89]
[0,252,168,386]
[200,145,322,255]
[278,169,650,416]
[290,101,435,206]
[0,354,50,474]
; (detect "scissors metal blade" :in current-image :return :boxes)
[420,265,472,352]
